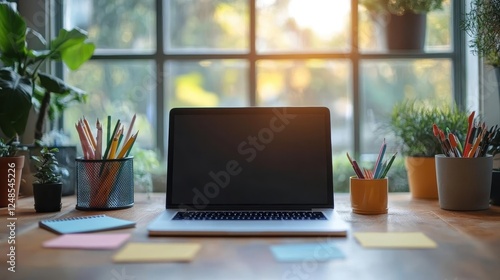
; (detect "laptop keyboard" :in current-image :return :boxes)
[172,211,327,221]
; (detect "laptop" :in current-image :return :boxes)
[148,107,349,236]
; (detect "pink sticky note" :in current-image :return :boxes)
[43,233,131,250]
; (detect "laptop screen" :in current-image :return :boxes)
[166,107,334,210]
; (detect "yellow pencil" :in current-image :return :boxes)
[108,136,119,159]
[117,133,136,159]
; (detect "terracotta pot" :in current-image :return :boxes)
[33,183,62,212]
[405,157,438,199]
[0,156,25,207]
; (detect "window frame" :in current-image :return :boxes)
[52,0,467,159]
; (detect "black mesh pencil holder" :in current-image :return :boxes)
[75,157,134,210]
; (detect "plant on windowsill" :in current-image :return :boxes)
[0,2,95,143]
[388,100,468,199]
[0,138,25,207]
[359,0,444,50]
[31,146,62,212]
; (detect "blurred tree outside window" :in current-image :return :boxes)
[63,0,459,192]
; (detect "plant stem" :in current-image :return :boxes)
[35,89,51,141]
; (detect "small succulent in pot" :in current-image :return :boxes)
[31,147,61,184]
[31,146,62,212]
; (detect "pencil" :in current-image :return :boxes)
[102,120,121,160]
[125,131,139,157]
[373,139,386,179]
[380,152,397,179]
[117,131,137,159]
[83,117,97,150]
[107,115,111,145]
[346,152,365,179]
[124,114,136,144]
[96,119,102,160]
[108,135,119,159]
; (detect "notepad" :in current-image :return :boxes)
[43,233,130,249]
[113,243,201,263]
[354,232,437,248]
[39,214,136,234]
[270,242,345,262]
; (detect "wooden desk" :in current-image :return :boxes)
[1,193,500,280]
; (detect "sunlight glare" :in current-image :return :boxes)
[288,0,350,38]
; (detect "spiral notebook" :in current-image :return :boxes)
[39,214,136,234]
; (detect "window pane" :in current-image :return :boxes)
[64,0,156,52]
[257,0,351,52]
[257,59,352,192]
[358,0,452,52]
[165,0,248,52]
[64,61,156,150]
[257,59,353,153]
[359,59,453,192]
[360,59,453,153]
[165,60,248,108]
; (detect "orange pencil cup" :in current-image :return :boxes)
[75,157,134,210]
[350,176,388,215]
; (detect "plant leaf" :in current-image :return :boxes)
[49,28,95,70]
[0,68,33,138]
[61,41,95,70]
[38,73,85,96]
[0,3,28,62]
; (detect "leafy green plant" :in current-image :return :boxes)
[0,3,95,141]
[360,0,443,15]
[462,0,500,67]
[389,100,469,157]
[0,138,19,157]
[31,147,61,184]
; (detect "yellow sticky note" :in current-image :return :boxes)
[354,232,437,248]
[113,243,201,263]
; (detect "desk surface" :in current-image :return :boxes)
[1,193,500,280]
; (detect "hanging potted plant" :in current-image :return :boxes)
[360,0,444,50]
[389,100,468,199]
[31,146,62,212]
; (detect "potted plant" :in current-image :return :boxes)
[389,100,468,199]
[0,2,94,142]
[0,138,25,207]
[360,0,444,50]
[31,146,62,212]
[0,3,94,196]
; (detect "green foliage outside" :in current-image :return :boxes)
[334,154,408,193]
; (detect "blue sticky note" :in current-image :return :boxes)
[270,242,345,262]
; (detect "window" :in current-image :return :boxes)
[62,0,463,192]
